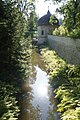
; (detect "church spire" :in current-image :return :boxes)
[48,6,49,11]
[47,6,50,14]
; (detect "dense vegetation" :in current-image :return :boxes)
[0,0,37,119]
[41,0,80,119]
[46,0,80,38]
[41,47,80,120]
[42,0,80,119]
[0,0,80,119]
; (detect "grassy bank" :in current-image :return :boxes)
[0,64,30,120]
[0,44,31,120]
[0,60,30,120]
[41,47,80,120]
[0,81,20,120]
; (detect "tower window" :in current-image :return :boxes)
[41,30,44,35]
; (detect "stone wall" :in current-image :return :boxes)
[37,25,57,44]
[47,35,80,65]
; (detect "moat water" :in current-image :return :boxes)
[18,48,60,120]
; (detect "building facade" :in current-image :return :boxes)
[37,10,59,44]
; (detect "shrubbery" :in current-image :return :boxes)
[52,0,80,39]
[0,81,20,120]
[53,25,80,39]
[53,25,69,37]
[0,0,31,119]
[69,27,80,39]
[41,48,80,120]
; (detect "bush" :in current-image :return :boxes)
[53,25,80,39]
[53,26,69,36]
[0,81,20,120]
[69,27,80,39]
[41,48,80,120]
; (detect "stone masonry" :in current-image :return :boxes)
[47,35,80,65]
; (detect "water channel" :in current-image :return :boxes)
[18,48,60,120]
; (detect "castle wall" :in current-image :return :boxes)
[47,35,80,65]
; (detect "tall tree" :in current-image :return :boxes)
[45,0,80,38]
[26,2,38,38]
[59,0,80,29]
[58,0,80,37]
[0,0,31,119]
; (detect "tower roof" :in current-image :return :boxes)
[38,10,59,26]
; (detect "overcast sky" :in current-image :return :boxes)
[35,0,58,18]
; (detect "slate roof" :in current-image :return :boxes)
[38,10,59,26]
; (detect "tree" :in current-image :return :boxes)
[0,1,32,119]
[45,0,80,38]
[26,2,38,38]
[45,0,63,3]
[58,0,80,37]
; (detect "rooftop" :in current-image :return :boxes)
[38,10,59,26]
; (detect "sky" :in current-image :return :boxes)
[35,0,60,18]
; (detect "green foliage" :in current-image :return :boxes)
[53,25,69,36]
[69,27,80,38]
[0,81,20,120]
[57,0,80,38]
[26,2,38,38]
[62,108,80,120]
[42,48,80,120]
[0,0,31,119]
[49,15,59,25]
[45,0,63,4]
[46,0,80,38]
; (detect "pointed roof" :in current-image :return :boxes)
[38,10,59,26]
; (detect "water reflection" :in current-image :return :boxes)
[31,66,49,97]
[30,66,50,120]
[18,48,60,120]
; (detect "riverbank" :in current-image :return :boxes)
[40,45,80,120]
[18,48,60,120]
[0,48,30,120]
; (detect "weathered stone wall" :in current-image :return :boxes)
[47,35,80,65]
[37,25,57,44]
[38,26,48,44]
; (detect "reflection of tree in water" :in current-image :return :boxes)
[29,48,46,84]
[18,79,33,120]
[47,87,60,120]
[18,48,44,120]
[31,49,40,66]
[18,94,42,120]
[29,65,37,84]
[18,48,60,120]
[47,107,55,120]
[18,78,42,120]
[29,105,42,120]
[31,48,46,71]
